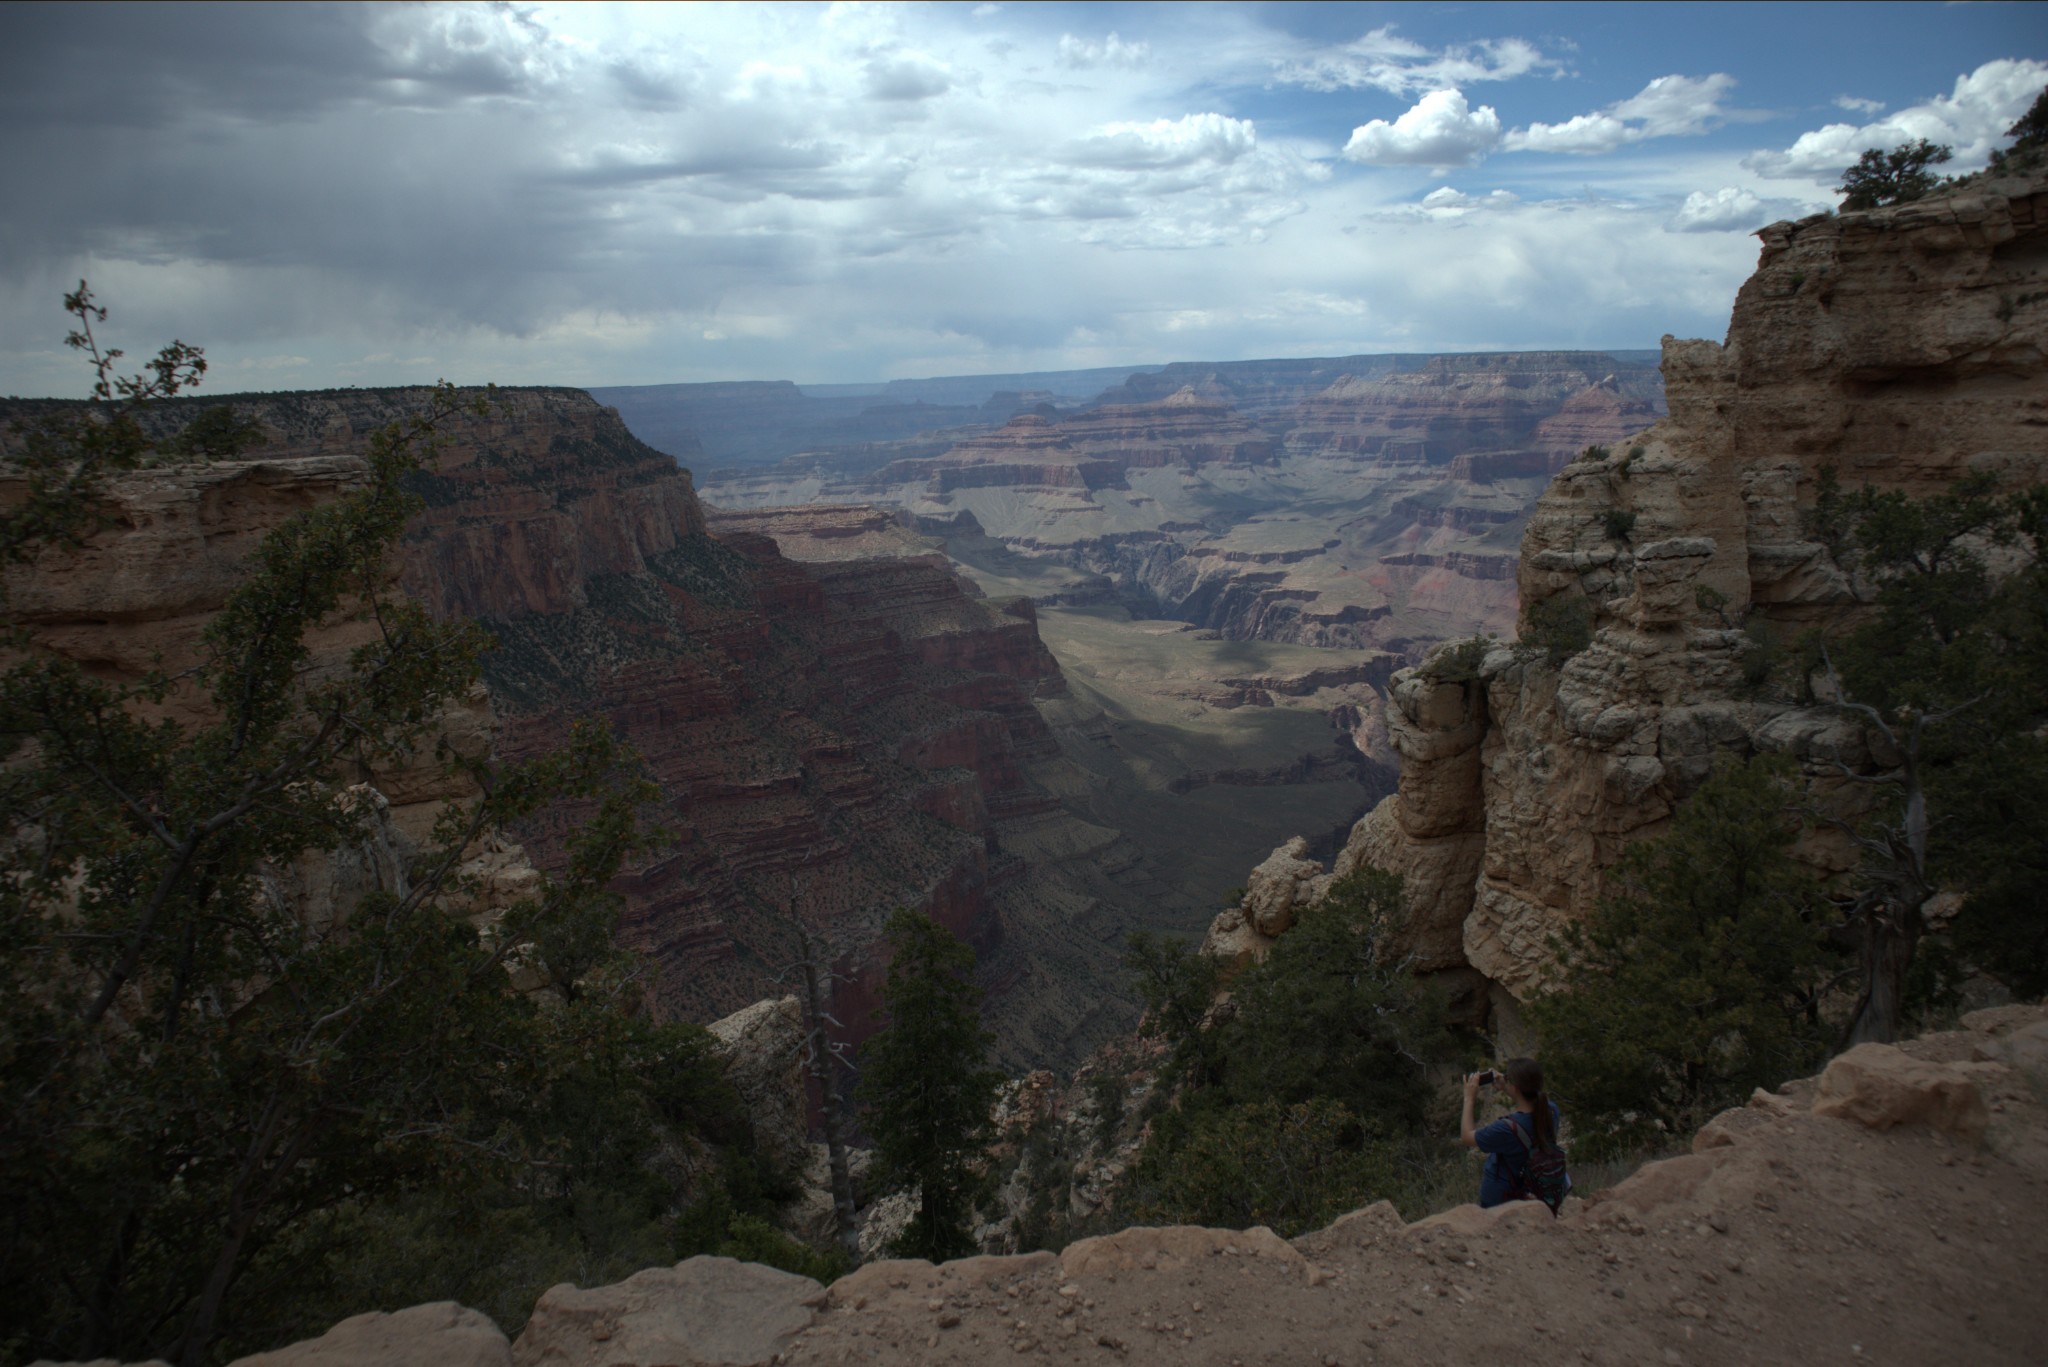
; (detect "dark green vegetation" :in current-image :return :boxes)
[1838,139,1954,210]
[857,909,1002,1262]
[0,295,798,1367]
[1810,470,2048,1036]
[1113,870,1466,1236]
[1531,755,1837,1159]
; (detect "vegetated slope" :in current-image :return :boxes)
[179,1004,2048,1367]
[0,386,1155,1068]
[1332,174,2048,1035]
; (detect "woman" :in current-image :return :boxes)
[1459,1056,1567,1209]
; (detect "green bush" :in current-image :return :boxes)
[1603,508,1637,543]
[1530,755,1838,1159]
[1522,594,1593,665]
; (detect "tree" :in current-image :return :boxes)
[1815,473,2048,1038]
[1215,867,1454,1131]
[1838,139,1953,210]
[1530,754,1837,1159]
[1116,866,1463,1233]
[0,291,708,1365]
[856,909,1000,1263]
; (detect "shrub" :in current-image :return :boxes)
[1603,508,1637,543]
[1522,593,1593,665]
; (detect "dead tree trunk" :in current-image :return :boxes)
[796,930,862,1263]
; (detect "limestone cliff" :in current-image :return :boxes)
[1295,175,2048,1023]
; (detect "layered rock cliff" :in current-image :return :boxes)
[1294,176,2048,1024]
[0,386,1142,1067]
[704,354,1664,660]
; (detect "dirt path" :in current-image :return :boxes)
[782,1006,2048,1367]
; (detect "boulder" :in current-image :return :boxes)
[228,1303,510,1367]
[1811,1043,1992,1140]
[1239,837,1326,938]
[512,1258,825,1367]
[705,997,809,1178]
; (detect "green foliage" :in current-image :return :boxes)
[1121,930,1221,1084]
[0,293,760,1367]
[1522,593,1593,665]
[1603,508,1637,543]
[1531,755,1838,1159]
[172,404,267,461]
[1123,1100,1407,1237]
[857,909,1001,1263]
[1838,139,1953,210]
[1116,868,1463,1234]
[717,1216,850,1285]
[1578,444,1611,463]
[1825,476,2048,1002]
[1215,868,1455,1129]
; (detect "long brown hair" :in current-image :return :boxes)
[1505,1057,1554,1148]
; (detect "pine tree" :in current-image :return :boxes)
[856,910,1000,1262]
[1531,754,1837,1159]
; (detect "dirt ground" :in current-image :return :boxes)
[782,1006,2048,1367]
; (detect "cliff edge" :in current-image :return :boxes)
[1319,175,2048,1021]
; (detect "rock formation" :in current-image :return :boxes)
[702,353,1663,659]
[71,1003,2042,1366]
[1265,175,2048,1023]
[0,385,1143,1067]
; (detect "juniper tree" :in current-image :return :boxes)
[1838,139,1952,210]
[1531,754,1836,1159]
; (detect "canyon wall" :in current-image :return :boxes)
[1307,175,2048,1022]
[702,353,1664,661]
[0,386,1144,1067]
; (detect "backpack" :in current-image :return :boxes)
[1504,1112,1571,1215]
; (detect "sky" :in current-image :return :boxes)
[1,1,2042,397]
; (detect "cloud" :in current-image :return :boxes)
[1835,95,1884,115]
[1279,27,1556,96]
[1343,89,1502,168]
[1419,187,1521,214]
[1745,58,2048,181]
[1057,32,1148,69]
[864,56,950,102]
[1506,73,1736,154]
[1667,187,1767,232]
[1069,113,1256,169]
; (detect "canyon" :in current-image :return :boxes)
[1242,173,2048,1034]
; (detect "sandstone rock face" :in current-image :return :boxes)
[706,997,809,1179]
[512,1258,825,1367]
[1811,1043,1996,1140]
[1325,176,2048,1008]
[227,1302,511,1367]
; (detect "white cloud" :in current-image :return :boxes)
[1070,112,1256,169]
[1403,187,1523,220]
[1279,27,1556,96]
[1506,73,1736,155]
[1835,95,1884,115]
[1057,32,1148,69]
[1343,89,1502,168]
[1746,58,2048,181]
[1667,187,1766,233]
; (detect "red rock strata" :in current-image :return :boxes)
[2,387,1109,1051]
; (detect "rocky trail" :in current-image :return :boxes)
[94,1004,2044,1367]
